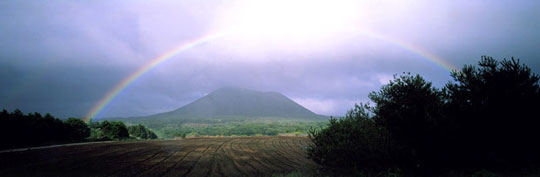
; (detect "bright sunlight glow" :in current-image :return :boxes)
[220,0,362,41]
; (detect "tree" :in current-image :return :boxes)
[307,56,540,175]
[0,109,89,149]
[307,104,397,170]
[127,124,158,139]
[369,73,446,168]
[444,56,540,167]
[99,120,129,140]
[65,118,90,140]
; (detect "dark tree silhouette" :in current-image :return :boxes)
[444,56,540,168]
[65,118,91,140]
[0,109,91,150]
[308,56,540,175]
[369,73,446,169]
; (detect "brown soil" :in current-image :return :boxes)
[0,136,318,177]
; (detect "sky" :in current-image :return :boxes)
[1,0,539,118]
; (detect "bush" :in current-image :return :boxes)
[127,124,158,139]
[65,118,90,140]
[90,120,129,140]
[307,104,399,170]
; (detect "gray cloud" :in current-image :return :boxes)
[1,0,539,118]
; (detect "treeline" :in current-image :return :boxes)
[308,56,540,176]
[0,109,89,150]
[0,110,158,150]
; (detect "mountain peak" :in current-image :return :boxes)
[151,87,325,120]
[210,87,256,94]
[209,87,282,97]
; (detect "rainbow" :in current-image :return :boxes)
[84,30,457,122]
[359,29,456,71]
[83,32,225,122]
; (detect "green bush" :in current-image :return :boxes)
[128,124,158,139]
[64,118,90,140]
[89,120,129,140]
[307,104,399,170]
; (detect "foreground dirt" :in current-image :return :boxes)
[0,136,319,177]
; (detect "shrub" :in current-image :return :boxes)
[64,118,90,140]
[127,124,158,139]
[91,120,129,140]
[307,104,399,170]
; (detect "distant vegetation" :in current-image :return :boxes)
[308,56,540,176]
[123,118,327,138]
[0,110,158,150]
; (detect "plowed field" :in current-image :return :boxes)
[0,137,318,177]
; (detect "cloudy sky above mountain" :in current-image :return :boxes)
[1,0,539,118]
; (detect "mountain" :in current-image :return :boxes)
[141,87,327,121]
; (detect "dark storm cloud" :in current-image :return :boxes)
[1,0,540,118]
[0,1,146,117]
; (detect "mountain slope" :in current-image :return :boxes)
[147,87,326,120]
